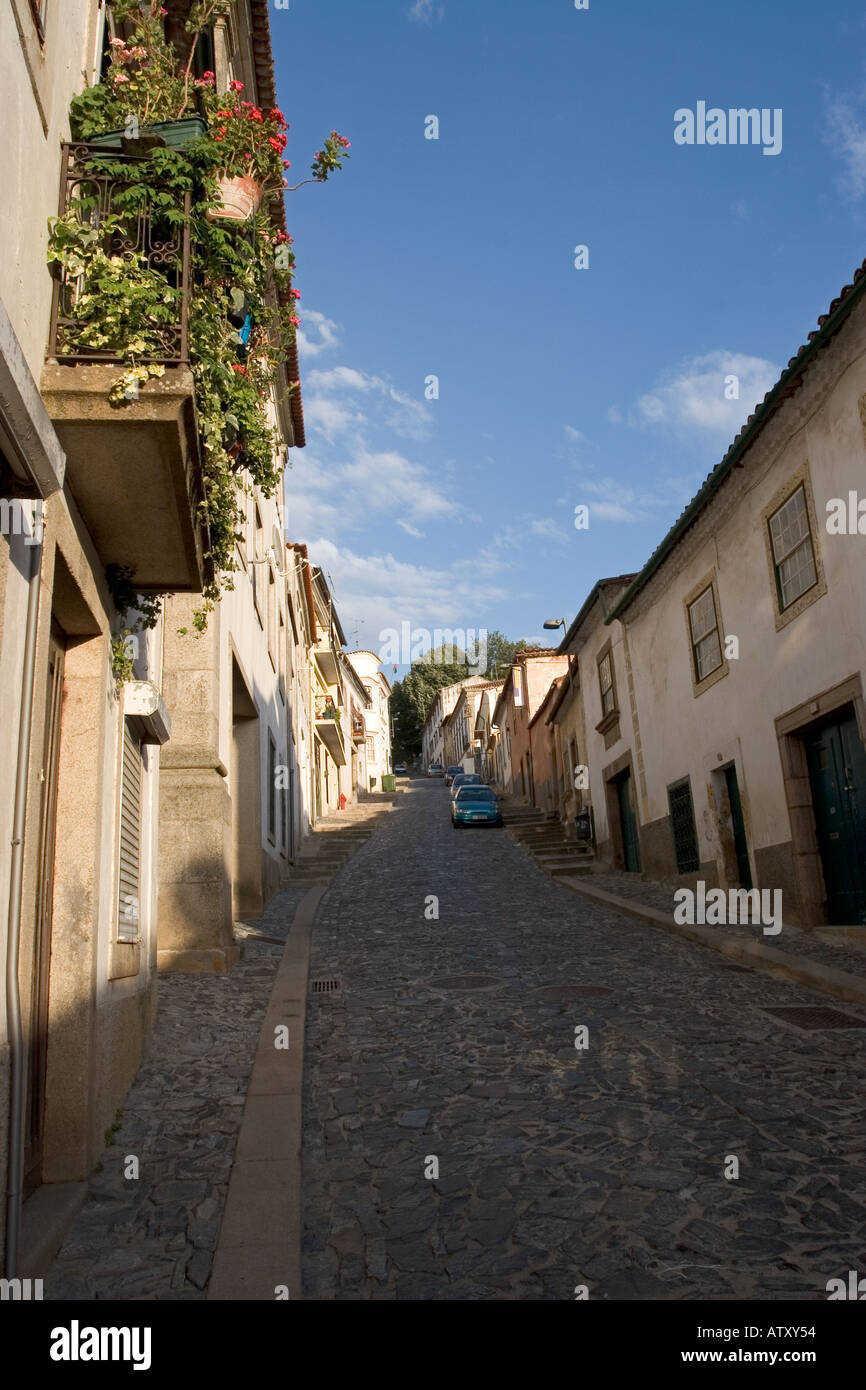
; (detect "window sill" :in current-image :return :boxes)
[108,939,141,980]
[595,708,620,736]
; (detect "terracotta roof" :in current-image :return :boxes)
[609,257,866,620]
[249,0,305,449]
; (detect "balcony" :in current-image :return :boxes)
[315,711,346,766]
[41,144,209,591]
[351,715,365,744]
[314,644,340,687]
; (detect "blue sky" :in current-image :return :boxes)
[271,0,866,670]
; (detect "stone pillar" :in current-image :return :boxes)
[157,597,236,972]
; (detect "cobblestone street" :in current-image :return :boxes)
[301,778,866,1301]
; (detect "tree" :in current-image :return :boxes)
[389,635,528,761]
[482,630,530,681]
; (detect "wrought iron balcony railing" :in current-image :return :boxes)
[47,143,191,365]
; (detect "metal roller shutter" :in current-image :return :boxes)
[118,719,142,940]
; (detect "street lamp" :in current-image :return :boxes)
[543,617,568,636]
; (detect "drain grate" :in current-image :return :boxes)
[426,974,502,991]
[760,1005,866,1031]
[310,976,342,997]
[534,984,615,1000]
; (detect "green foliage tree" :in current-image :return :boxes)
[389,635,528,761]
[482,629,530,681]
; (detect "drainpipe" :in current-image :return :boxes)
[5,515,42,1277]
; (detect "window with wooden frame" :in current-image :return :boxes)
[252,505,263,623]
[267,563,277,669]
[767,484,818,613]
[281,765,289,855]
[267,733,277,845]
[687,584,723,683]
[598,651,616,717]
[117,720,143,942]
[278,609,287,702]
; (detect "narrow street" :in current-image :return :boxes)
[301,777,866,1301]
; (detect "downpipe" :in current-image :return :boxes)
[4,514,42,1277]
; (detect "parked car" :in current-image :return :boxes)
[394,763,407,776]
[444,764,464,787]
[450,772,481,799]
[451,785,503,827]
[427,762,443,777]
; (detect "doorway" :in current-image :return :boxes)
[804,711,866,924]
[724,764,752,889]
[25,620,66,1191]
[616,769,641,872]
[231,656,262,918]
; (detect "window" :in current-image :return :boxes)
[267,733,277,844]
[598,652,615,716]
[280,754,289,854]
[278,610,287,701]
[267,564,276,667]
[687,585,722,682]
[252,506,263,622]
[366,737,375,761]
[768,485,817,612]
[118,720,143,941]
[668,778,700,874]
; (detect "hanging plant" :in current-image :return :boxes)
[106,564,164,688]
[53,0,350,634]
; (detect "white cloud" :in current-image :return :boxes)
[342,448,455,521]
[564,424,590,443]
[286,444,458,543]
[606,405,624,424]
[825,92,866,198]
[635,350,778,434]
[409,0,443,22]
[530,518,567,540]
[302,396,367,443]
[300,538,506,650]
[576,476,693,525]
[295,309,340,359]
[306,365,433,442]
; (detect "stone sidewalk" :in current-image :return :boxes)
[45,884,310,1300]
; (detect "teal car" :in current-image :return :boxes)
[451,784,503,827]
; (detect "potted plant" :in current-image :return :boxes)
[53,0,351,634]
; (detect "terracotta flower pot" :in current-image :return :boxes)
[207,174,263,223]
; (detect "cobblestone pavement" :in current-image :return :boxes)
[46,885,309,1301]
[301,778,866,1301]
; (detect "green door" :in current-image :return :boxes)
[616,770,641,872]
[804,712,866,924]
[724,764,752,889]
